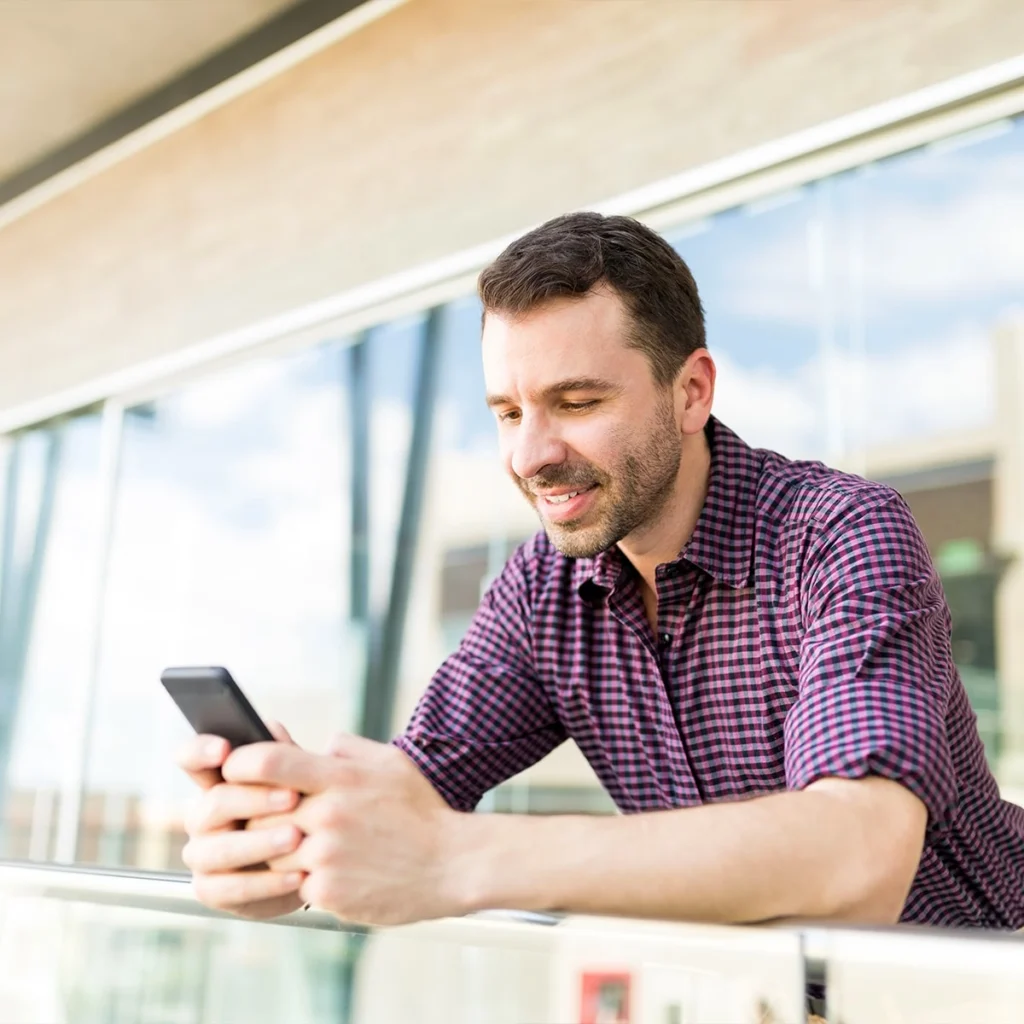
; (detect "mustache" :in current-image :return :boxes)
[517,464,605,495]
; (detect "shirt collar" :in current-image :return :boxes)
[572,416,760,599]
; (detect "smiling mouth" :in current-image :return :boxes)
[537,483,597,504]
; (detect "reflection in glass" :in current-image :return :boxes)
[1,113,1023,865]
[667,189,827,460]
[77,350,356,870]
[0,893,359,1024]
[0,414,104,861]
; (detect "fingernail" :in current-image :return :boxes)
[268,789,293,810]
[272,827,296,850]
[203,738,225,761]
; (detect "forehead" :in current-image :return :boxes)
[481,288,645,394]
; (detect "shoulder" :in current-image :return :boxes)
[755,448,903,533]
[751,449,934,596]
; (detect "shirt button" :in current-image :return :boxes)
[659,632,671,646]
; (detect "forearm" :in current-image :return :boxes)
[449,778,920,924]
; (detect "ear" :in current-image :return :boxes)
[674,349,715,436]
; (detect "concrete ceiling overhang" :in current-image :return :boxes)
[0,0,372,209]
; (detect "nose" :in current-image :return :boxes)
[508,413,567,482]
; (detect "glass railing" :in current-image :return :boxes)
[803,923,1024,1024]
[2,861,1024,1024]
[0,861,805,1024]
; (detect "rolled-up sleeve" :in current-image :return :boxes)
[392,543,566,811]
[785,493,958,831]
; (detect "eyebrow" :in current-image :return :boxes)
[485,377,623,409]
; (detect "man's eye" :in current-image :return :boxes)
[563,400,597,412]
[497,410,521,423]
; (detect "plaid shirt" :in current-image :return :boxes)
[395,417,1024,927]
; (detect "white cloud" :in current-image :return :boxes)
[173,358,293,431]
[711,349,820,458]
[718,147,1024,327]
[713,321,995,460]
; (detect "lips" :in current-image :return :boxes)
[536,484,597,523]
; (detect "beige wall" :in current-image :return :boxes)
[2,0,1023,414]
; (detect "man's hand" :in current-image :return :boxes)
[221,734,464,926]
[176,722,307,920]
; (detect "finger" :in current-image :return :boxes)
[177,735,231,790]
[244,807,302,833]
[266,847,304,873]
[187,784,299,834]
[228,892,306,921]
[183,824,302,874]
[268,828,340,875]
[267,720,296,745]
[192,869,305,912]
[223,743,349,794]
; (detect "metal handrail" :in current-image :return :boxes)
[2,858,1020,960]
[0,859,560,934]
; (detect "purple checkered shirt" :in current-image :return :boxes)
[395,417,1024,928]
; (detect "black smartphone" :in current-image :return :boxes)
[160,666,275,748]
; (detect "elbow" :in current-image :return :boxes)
[828,828,924,925]
[837,863,914,925]
[804,778,927,925]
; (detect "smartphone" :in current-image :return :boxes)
[160,666,274,748]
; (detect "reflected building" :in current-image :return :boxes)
[0,0,1023,876]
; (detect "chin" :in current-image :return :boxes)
[545,523,613,560]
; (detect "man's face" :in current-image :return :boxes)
[482,287,683,558]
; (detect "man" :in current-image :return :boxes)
[179,212,1024,930]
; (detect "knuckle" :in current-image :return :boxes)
[319,792,350,829]
[303,833,339,870]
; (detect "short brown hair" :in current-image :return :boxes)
[478,212,705,386]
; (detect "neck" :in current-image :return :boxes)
[617,428,712,595]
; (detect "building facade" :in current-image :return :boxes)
[1,0,1023,871]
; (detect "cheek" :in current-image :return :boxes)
[568,422,618,474]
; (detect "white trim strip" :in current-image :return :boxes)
[1,54,1023,433]
[597,53,1024,218]
[0,0,408,235]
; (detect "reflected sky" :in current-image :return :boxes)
[1,113,1022,866]
[668,114,1022,458]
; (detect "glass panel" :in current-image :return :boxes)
[78,348,356,870]
[364,314,427,619]
[0,414,105,861]
[398,296,609,814]
[837,117,1022,452]
[0,882,804,1024]
[0,894,360,1024]
[426,297,535,654]
[824,927,1024,1024]
[667,187,829,461]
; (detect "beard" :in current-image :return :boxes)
[514,397,682,559]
